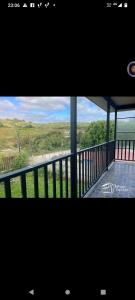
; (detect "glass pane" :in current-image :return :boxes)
[117,110,135,140]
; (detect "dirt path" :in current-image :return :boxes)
[29,150,71,165]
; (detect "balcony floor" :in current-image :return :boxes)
[86,161,135,198]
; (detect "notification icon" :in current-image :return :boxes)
[127,61,135,77]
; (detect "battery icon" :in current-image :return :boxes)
[124,3,128,7]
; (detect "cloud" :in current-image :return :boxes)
[16,97,70,111]
[0,99,15,112]
[0,96,116,123]
[77,97,106,121]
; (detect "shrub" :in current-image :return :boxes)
[0,121,4,127]
[12,151,28,170]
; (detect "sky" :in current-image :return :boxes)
[0,96,135,123]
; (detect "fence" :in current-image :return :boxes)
[0,156,15,172]
[0,141,115,198]
[115,140,135,161]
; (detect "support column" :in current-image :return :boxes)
[106,100,110,170]
[70,97,77,198]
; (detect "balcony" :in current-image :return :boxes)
[0,97,135,198]
[86,160,135,198]
[0,139,135,198]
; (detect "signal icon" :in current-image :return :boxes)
[118,3,122,7]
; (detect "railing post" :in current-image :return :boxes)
[70,97,77,198]
[106,100,110,170]
[114,108,117,161]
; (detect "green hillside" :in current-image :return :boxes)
[0,119,89,156]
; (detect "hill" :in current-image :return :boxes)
[0,119,90,154]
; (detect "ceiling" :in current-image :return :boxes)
[86,97,135,112]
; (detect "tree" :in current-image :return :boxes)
[79,120,114,148]
[32,131,66,153]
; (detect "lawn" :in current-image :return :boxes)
[0,172,71,198]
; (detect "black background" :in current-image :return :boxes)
[0,2,135,298]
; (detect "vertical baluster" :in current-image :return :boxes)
[109,142,111,163]
[79,153,81,197]
[105,144,107,166]
[129,140,130,161]
[104,145,105,170]
[4,179,11,198]
[132,141,134,161]
[100,146,101,174]
[86,150,88,191]
[34,169,39,198]
[95,147,97,180]
[98,146,100,175]
[88,150,90,188]
[92,149,94,183]
[108,142,109,164]
[97,147,98,177]
[98,146,100,174]
[69,156,71,198]
[52,162,56,198]
[84,151,87,192]
[132,140,133,161]
[44,165,48,198]
[94,148,96,180]
[21,173,27,198]
[84,151,86,192]
[103,145,105,169]
[99,146,101,176]
[125,140,126,161]
[105,144,106,169]
[59,160,63,198]
[133,140,135,161]
[104,144,106,169]
[113,141,114,161]
[101,146,103,172]
[100,145,102,172]
[93,149,94,182]
[121,140,123,160]
[118,140,119,159]
[111,142,112,162]
[87,151,89,190]
[115,141,117,160]
[90,150,92,186]
[82,152,84,195]
[103,145,105,170]
[65,158,68,198]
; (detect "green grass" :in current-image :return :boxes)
[0,172,71,198]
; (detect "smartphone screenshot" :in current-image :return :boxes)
[0,0,135,298]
